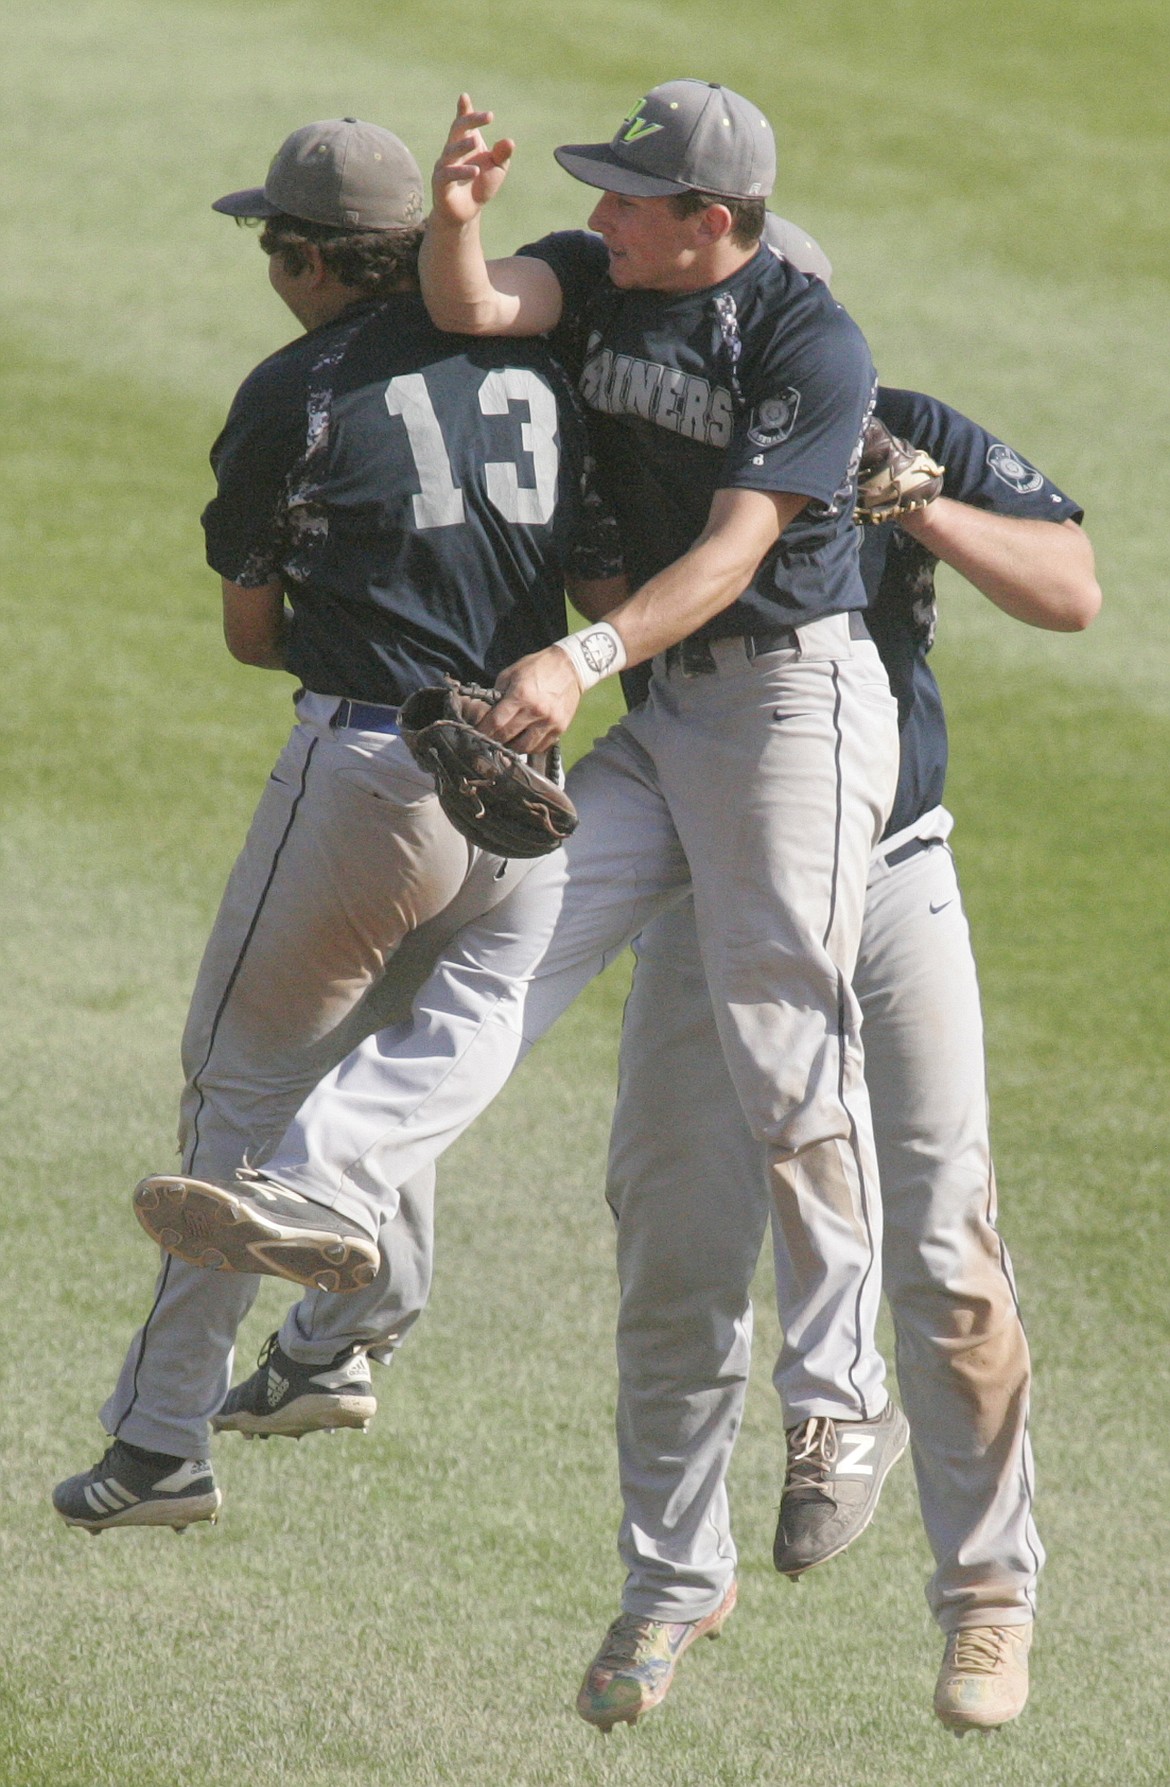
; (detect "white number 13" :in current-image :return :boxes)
[384,368,559,530]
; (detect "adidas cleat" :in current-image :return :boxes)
[214,1332,376,1439]
[773,1400,910,1577]
[133,1169,380,1293]
[52,1441,221,1534]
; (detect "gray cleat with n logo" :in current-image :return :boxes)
[773,1400,910,1577]
[214,1333,376,1439]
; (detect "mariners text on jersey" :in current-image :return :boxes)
[579,335,735,448]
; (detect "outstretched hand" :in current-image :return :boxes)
[431,92,514,226]
[480,647,584,755]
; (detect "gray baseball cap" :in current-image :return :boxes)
[212,118,424,230]
[762,213,833,285]
[554,80,775,201]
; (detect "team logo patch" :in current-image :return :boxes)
[747,388,800,449]
[986,442,1044,493]
[617,100,663,145]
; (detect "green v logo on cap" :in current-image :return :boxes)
[618,100,664,144]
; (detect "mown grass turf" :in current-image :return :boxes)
[2,1,1168,1781]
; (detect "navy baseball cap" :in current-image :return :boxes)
[212,118,424,230]
[554,80,775,201]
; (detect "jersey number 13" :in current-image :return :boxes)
[385,368,559,530]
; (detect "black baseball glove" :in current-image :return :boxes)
[400,683,578,859]
[855,417,945,525]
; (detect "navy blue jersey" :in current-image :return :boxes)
[518,231,877,636]
[865,388,1083,837]
[202,295,617,704]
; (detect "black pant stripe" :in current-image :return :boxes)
[824,663,881,1418]
[185,734,320,1172]
[113,1253,173,1439]
[984,1162,1044,1596]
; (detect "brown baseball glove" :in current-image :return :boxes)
[855,418,945,525]
[400,682,578,859]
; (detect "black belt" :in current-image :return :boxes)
[664,625,799,675]
[663,611,871,676]
[329,699,403,733]
[883,834,944,868]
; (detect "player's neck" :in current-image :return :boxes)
[648,239,758,296]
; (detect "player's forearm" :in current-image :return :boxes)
[601,542,766,666]
[599,489,803,664]
[482,490,800,753]
[419,214,513,333]
[567,573,630,621]
[900,502,1101,631]
[221,578,292,669]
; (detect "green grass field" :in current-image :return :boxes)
[2,2,1169,1781]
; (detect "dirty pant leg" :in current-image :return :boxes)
[610,898,769,1621]
[858,840,1042,1631]
[609,846,1043,1627]
[276,901,523,1368]
[104,718,513,1455]
[647,642,898,1420]
[264,723,692,1228]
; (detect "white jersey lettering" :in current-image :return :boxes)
[579,345,734,448]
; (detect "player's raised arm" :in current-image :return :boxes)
[420,93,564,336]
[899,503,1101,631]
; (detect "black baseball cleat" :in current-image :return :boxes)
[214,1332,377,1439]
[133,1169,380,1293]
[52,1441,221,1534]
[773,1400,910,1577]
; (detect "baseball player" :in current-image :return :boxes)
[53,116,622,1532]
[578,385,1098,1733]
[132,82,912,1572]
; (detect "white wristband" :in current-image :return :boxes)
[553,622,628,692]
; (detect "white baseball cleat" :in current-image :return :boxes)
[934,1622,1033,1733]
[133,1169,380,1293]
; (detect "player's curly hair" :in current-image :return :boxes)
[669,191,766,250]
[256,214,424,297]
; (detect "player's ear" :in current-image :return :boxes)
[302,242,329,287]
[693,202,734,247]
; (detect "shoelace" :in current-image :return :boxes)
[596,1614,661,1667]
[255,1331,280,1372]
[950,1629,1011,1675]
[784,1416,839,1491]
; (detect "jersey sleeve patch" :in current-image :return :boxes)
[985,441,1045,494]
[747,388,801,448]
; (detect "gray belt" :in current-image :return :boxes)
[883,833,944,868]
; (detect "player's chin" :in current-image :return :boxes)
[605,252,635,286]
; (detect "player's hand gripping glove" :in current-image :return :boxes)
[854,418,945,525]
[400,683,578,858]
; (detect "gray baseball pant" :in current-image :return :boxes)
[262,616,901,1424]
[102,695,535,1457]
[610,815,1042,1632]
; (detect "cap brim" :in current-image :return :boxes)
[553,143,689,198]
[211,186,281,219]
